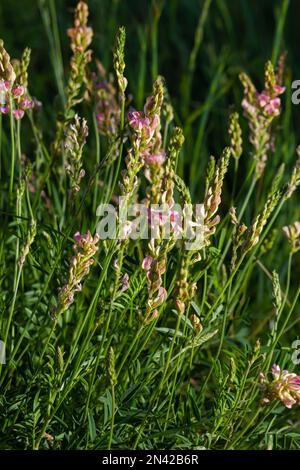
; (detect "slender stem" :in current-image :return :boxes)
[0,113,2,180]
[9,97,15,197]
[108,96,125,203]
[227,406,262,449]
[0,268,22,378]
[108,383,116,450]
[92,112,101,213]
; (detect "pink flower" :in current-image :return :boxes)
[13,109,24,120]
[142,256,153,271]
[150,113,160,130]
[257,92,269,107]
[74,232,82,243]
[96,112,105,123]
[144,151,166,166]
[0,105,10,114]
[271,363,281,380]
[152,286,167,309]
[265,98,280,115]
[241,98,256,115]
[0,80,10,92]
[128,110,155,141]
[256,87,283,116]
[274,85,285,95]
[12,86,25,97]
[128,111,143,129]
[20,97,34,110]
[260,364,300,409]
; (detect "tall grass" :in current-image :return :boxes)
[0,0,300,450]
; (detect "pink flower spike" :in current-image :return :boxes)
[12,86,25,97]
[13,109,24,120]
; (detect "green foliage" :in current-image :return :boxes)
[0,0,300,451]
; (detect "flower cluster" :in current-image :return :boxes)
[0,38,16,83]
[260,364,300,409]
[135,85,186,321]
[0,41,33,119]
[229,206,247,271]
[173,149,230,315]
[128,110,161,155]
[0,81,34,119]
[286,146,300,199]
[113,26,127,95]
[66,0,93,109]
[64,114,88,195]
[88,61,120,136]
[244,189,280,251]
[228,111,242,160]
[175,251,197,315]
[67,0,93,55]
[283,221,300,253]
[18,219,37,267]
[203,147,231,245]
[121,77,163,200]
[54,231,99,317]
[128,81,183,322]
[54,0,93,155]
[142,251,167,321]
[240,60,285,178]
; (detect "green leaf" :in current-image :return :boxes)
[88,410,96,442]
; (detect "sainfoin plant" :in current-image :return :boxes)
[1,0,300,451]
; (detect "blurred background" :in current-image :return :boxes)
[0,1,299,256]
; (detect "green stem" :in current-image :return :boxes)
[9,97,15,197]
[108,96,125,203]
[108,383,116,450]
[92,112,101,213]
